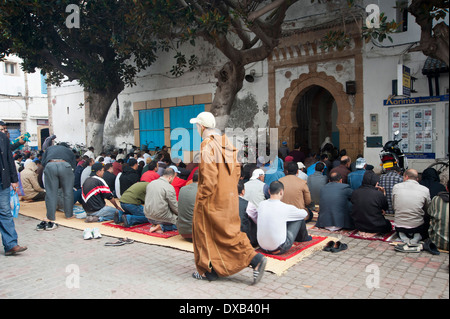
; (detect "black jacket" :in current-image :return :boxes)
[420,168,446,199]
[350,171,391,233]
[119,166,140,194]
[0,132,18,189]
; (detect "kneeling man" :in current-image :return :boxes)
[257,181,312,255]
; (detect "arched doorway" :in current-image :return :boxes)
[278,70,364,161]
[295,85,339,154]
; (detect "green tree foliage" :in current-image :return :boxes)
[0,0,181,149]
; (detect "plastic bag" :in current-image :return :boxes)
[10,188,20,218]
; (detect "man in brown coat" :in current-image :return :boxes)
[190,112,267,284]
[279,161,312,210]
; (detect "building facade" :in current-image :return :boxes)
[48,0,448,172]
[0,54,50,149]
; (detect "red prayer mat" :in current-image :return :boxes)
[256,236,328,261]
[310,221,397,242]
[348,221,397,242]
[103,222,179,239]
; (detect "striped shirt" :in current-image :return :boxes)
[379,171,404,214]
[81,176,113,213]
[428,192,449,251]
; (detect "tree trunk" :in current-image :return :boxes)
[210,61,246,131]
[84,84,124,154]
[409,0,449,66]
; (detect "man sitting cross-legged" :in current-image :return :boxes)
[256,181,312,255]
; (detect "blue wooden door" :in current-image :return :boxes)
[139,109,164,150]
[170,104,205,158]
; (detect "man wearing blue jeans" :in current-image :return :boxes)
[115,181,149,227]
[0,125,27,255]
[82,163,123,222]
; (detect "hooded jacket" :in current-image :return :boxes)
[20,161,45,200]
[350,171,392,233]
[420,168,446,199]
[193,129,257,277]
[119,165,140,195]
[264,157,285,185]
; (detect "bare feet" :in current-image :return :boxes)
[149,224,163,234]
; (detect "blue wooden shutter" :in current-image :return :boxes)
[139,109,164,150]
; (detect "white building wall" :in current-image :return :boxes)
[0,55,49,148]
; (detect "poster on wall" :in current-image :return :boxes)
[389,106,436,159]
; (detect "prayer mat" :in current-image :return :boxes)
[308,225,355,236]
[257,236,328,261]
[348,221,397,242]
[309,221,398,242]
[103,222,179,239]
[349,230,396,242]
[263,236,337,276]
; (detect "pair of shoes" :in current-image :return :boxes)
[323,241,348,253]
[252,254,267,285]
[85,216,99,223]
[331,241,348,253]
[83,228,102,240]
[104,237,134,246]
[5,245,27,256]
[394,242,422,253]
[36,221,58,231]
[422,238,440,255]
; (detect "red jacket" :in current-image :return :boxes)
[140,170,160,183]
[171,177,187,200]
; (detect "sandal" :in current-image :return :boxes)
[120,238,134,244]
[104,240,126,246]
[394,243,421,253]
[323,241,335,252]
[331,241,348,253]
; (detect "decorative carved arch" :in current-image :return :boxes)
[278,70,363,158]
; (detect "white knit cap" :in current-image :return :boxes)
[189,112,216,128]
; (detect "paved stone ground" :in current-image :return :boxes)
[0,215,448,301]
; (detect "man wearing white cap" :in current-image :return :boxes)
[244,168,268,208]
[189,112,267,284]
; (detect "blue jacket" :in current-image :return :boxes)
[348,169,366,190]
[316,182,354,229]
[264,157,285,186]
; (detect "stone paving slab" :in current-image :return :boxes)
[0,214,448,302]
